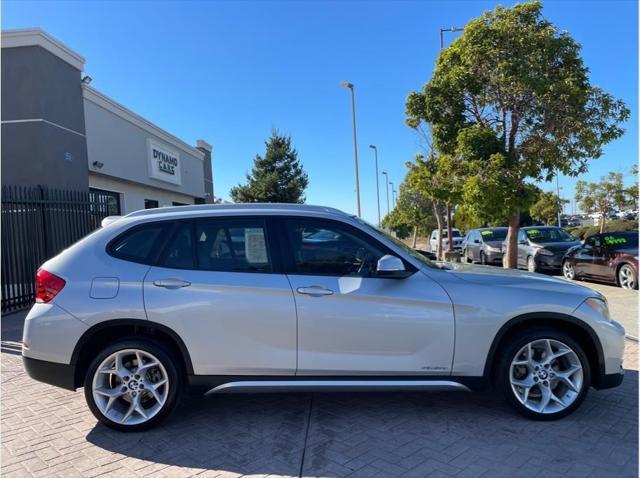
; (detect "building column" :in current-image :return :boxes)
[196,139,214,203]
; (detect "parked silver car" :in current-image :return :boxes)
[462,227,507,264]
[23,204,625,431]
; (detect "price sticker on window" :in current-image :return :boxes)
[245,228,268,263]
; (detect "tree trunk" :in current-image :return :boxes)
[432,203,444,260]
[504,212,520,269]
[446,204,453,252]
[600,213,606,234]
[412,225,418,248]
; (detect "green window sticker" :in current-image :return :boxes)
[604,236,627,246]
[526,229,541,236]
[481,230,493,236]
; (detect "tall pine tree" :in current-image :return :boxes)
[230,131,309,203]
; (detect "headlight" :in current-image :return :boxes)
[537,249,554,256]
[585,297,611,322]
[486,246,501,252]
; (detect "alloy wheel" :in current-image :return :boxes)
[562,261,575,280]
[92,349,169,426]
[510,339,583,414]
[527,256,536,273]
[619,265,636,289]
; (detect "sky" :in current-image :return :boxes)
[3,0,637,223]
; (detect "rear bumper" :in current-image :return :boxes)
[23,356,76,391]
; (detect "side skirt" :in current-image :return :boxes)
[187,375,489,395]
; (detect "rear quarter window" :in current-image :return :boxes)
[108,223,167,264]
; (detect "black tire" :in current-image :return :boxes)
[496,327,591,421]
[84,338,182,432]
[480,251,487,265]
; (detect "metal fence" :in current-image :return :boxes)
[1,186,113,313]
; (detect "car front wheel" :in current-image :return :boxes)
[562,260,576,280]
[497,328,590,420]
[527,256,537,273]
[84,339,182,431]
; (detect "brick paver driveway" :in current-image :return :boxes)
[2,311,638,478]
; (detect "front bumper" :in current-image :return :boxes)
[23,356,76,391]
[484,250,503,263]
[535,253,564,269]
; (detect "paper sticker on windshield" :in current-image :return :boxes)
[526,229,541,236]
[245,228,268,263]
[604,235,627,246]
[481,230,493,236]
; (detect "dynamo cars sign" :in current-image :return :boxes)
[148,139,181,185]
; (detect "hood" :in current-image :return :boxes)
[530,241,581,252]
[447,262,596,297]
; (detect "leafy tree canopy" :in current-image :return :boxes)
[230,131,309,203]
[530,190,569,225]
[382,181,437,244]
[575,172,631,232]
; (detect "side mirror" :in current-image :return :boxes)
[377,254,410,279]
[474,239,480,244]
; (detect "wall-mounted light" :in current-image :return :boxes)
[82,75,92,85]
[92,161,104,169]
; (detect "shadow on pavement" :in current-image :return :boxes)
[85,371,639,477]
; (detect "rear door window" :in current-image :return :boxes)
[195,219,272,273]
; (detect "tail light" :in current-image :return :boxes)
[35,268,66,303]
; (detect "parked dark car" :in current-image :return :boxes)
[507,226,581,272]
[562,231,639,289]
[462,227,507,265]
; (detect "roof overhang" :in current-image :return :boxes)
[1,28,85,71]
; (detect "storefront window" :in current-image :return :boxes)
[145,199,159,209]
[89,188,121,216]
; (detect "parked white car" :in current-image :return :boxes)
[430,228,464,252]
[23,204,625,431]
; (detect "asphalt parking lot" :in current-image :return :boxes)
[2,277,638,477]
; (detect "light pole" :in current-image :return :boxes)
[381,171,390,215]
[340,82,361,217]
[440,27,463,50]
[393,189,398,208]
[389,181,394,209]
[369,145,381,225]
[556,173,562,227]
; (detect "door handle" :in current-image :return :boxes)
[296,286,333,296]
[153,278,191,289]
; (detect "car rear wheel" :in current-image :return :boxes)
[618,264,638,290]
[84,339,182,431]
[562,260,575,280]
[496,328,590,420]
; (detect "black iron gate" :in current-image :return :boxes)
[1,186,113,313]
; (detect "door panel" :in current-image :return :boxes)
[280,217,455,376]
[144,268,297,375]
[143,217,297,376]
[288,272,455,375]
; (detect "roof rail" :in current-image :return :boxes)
[124,203,348,218]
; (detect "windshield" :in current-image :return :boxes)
[357,219,438,269]
[480,228,508,241]
[441,230,461,238]
[525,228,577,244]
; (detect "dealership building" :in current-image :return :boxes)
[1,28,214,215]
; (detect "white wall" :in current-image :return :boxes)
[89,173,196,214]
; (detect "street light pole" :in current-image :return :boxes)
[393,189,398,208]
[440,27,464,50]
[369,145,381,225]
[382,171,390,215]
[389,181,394,209]
[556,173,562,227]
[341,82,361,217]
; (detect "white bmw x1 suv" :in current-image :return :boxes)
[23,204,625,431]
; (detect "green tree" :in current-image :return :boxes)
[575,173,630,233]
[406,1,629,268]
[230,131,308,203]
[382,181,436,247]
[530,191,569,225]
[626,164,638,209]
